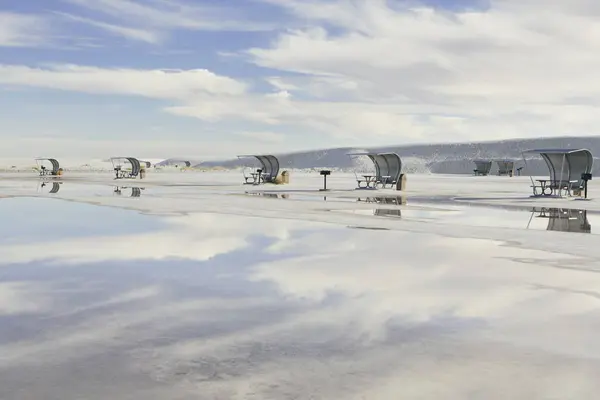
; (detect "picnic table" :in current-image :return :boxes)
[532,179,580,196]
[250,172,261,184]
[533,179,554,196]
[358,175,378,188]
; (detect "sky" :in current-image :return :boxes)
[2,0,600,160]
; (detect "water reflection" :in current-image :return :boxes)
[114,186,144,197]
[333,203,598,235]
[244,191,289,199]
[358,196,406,219]
[528,208,591,234]
[38,181,62,194]
[357,196,406,205]
[374,208,402,218]
[4,197,600,398]
[0,197,166,245]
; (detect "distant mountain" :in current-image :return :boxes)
[201,136,600,175]
[155,158,200,168]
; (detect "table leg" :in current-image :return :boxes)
[542,184,552,196]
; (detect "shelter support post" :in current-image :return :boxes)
[396,174,407,191]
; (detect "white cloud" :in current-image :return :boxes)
[153,0,600,144]
[64,0,278,32]
[237,0,600,142]
[56,12,162,44]
[0,64,247,99]
[7,0,600,154]
[0,12,50,47]
[235,131,285,143]
[265,77,300,92]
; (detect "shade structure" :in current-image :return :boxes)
[473,160,492,176]
[110,157,142,178]
[35,158,60,175]
[523,148,593,196]
[348,152,402,188]
[237,155,280,183]
[496,160,514,176]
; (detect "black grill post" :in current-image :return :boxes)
[581,172,592,199]
[320,170,331,191]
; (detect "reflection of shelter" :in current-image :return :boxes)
[40,181,61,193]
[473,160,492,176]
[110,157,142,179]
[35,158,61,176]
[114,186,143,197]
[523,149,593,197]
[348,152,402,189]
[357,196,406,205]
[244,191,289,199]
[237,155,280,185]
[374,208,402,218]
[496,160,515,176]
[528,208,591,233]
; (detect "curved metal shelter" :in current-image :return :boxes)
[496,160,515,176]
[237,155,280,184]
[35,158,60,176]
[522,149,593,197]
[348,152,402,189]
[473,160,492,176]
[110,157,142,179]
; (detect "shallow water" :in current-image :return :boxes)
[3,191,600,399]
[333,205,597,234]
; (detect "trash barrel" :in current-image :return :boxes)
[396,174,407,191]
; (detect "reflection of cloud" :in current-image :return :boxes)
[50,285,162,319]
[137,229,600,398]
[0,282,49,316]
[0,290,273,369]
[5,204,600,398]
[256,232,594,324]
[0,213,307,265]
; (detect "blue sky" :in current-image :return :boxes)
[1,0,599,160]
